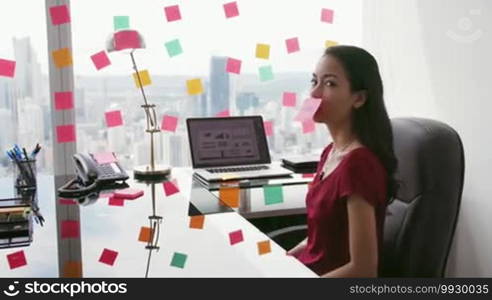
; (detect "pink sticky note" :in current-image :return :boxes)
[54,91,74,110]
[7,251,27,269]
[226,57,241,74]
[93,152,116,164]
[0,59,16,78]
[163,180,179,196]
[113,188,144,200]
[294,98,322,122]
[321,8,334,23]
[229,230,244,245]
[215,110,230,117]
[90,51,111,70]
[61,220,80,239]
[282,92,297,107]
[50,5,71,25]
[99,248,118,266]
[108,196,125,207]
[223,2,239,18]
[59,198,77,205]
[99,193,114,199]
[161,115,178,132]
[302,120,316,134]
[164,5,182,22]
[114,30,141,51]
[285,37,300,54]
[302,173,315,178]
[264,121,273,137]
[105,110,123,128]
[56,124,76,143]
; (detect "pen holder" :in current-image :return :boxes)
[13,159,37,205]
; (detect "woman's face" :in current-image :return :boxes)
[311,55,364,125]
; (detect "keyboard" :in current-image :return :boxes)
[206,165,269,173]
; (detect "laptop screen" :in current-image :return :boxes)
[187,116,271,168]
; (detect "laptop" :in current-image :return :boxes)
[186,116,293,182]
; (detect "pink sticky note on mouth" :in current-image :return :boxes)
[61,220,80,239]
[294,98,322,122]
[56,124,76,143]
[7,251,27,269]
[282,92,297,107]
[54,91,74,110]
[105,110,123,128]
[114,30,141,51]
[0,59,16,78]
[164,5,182,22]
[321,8,334,23]
[162,115,178,132]
[163,180,179,196]
[93,152,116,164]
[264,121,273,137]
[90,51,111,70]
[99,248,118,266]
[302,120,316,134]
[50,5,71,25]
[229,230,244,245]
[285,37,300,54]
[223,2,239,18]
[226,57,241,74]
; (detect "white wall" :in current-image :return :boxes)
[362,0,492,277]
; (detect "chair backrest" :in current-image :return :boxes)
[381,118,464,277]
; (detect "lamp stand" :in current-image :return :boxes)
[130,51,171,179]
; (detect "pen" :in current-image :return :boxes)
[23,147,35,184]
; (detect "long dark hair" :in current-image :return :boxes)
[324,45,398,200]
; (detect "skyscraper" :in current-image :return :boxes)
[208,57,230,116]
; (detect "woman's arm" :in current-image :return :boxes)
[321,194,378,278]
[287,237,308,256]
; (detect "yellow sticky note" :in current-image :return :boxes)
[52,48,73,68]
[221,173,238,180]
[325,40,339,48]
[186,78,204,95]
[133,70,152,88]
[219,186,240,208]
[255,43,270,59]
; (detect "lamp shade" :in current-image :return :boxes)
[106,29,146,53]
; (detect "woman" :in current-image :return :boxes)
[288,45,398,277]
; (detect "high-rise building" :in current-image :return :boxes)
[208,56,230,116]
[12,37,43,102]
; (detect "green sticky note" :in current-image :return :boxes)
[114,16,130,31]
[259,65,274,82]
[170,252,187,269]
[263,185,284,205]
[165,39,183,57]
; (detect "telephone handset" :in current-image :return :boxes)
[58,153,129,197]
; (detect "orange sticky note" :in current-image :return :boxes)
[186,78,204,95]
[189,215,205,229]
[62,261,82,278]
[133,70,151,88]
[52,48,73,68]
[257,240,271,255]
[138,226,153,243]
[219,186,240,208]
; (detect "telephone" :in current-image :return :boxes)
[58,153,129,198]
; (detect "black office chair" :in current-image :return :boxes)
[268,117,465,277]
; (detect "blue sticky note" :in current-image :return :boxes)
[113,16,130,31]
[170,252,187,268]
[259,65,274,82]
[165,39,183,57]
[263,185,283,205]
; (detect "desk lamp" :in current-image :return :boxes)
[106,29,170,179]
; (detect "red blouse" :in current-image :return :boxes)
[294,143,388,276]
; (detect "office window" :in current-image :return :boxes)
[0,1,50,178]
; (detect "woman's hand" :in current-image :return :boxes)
[287,238,307,257]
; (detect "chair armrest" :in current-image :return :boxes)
[267,224,308,239]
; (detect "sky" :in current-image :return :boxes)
[0,0,362,76]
